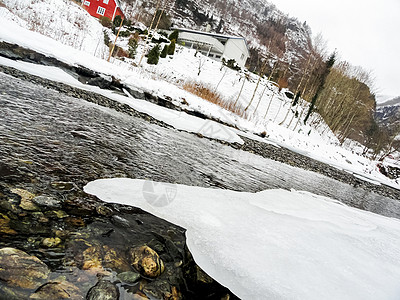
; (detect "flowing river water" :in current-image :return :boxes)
[1,71,399,219]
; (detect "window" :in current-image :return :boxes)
[215,55,221,59]
[96,6,106,16]
[103,0,109,4]
[83,0,90,6]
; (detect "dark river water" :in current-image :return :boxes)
[1,72,399,219]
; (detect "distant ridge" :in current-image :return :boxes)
[378,96,400,107]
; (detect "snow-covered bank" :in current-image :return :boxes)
[84,178,400,300]
[0,4,399,188]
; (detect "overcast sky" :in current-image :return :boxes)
[273,0,400,100]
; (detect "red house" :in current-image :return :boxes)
[81,0,125,21]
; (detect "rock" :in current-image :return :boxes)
[0,213,17,235]
[132,293,150,299]
[65,217,85,227]
[82,245,103,273]
[111,215,131,227]
[131,291,150,300]
[163,286,181,300]
[45,210,69,219]
[42,237,62,248]
[95,205,113,216]
[0,247,49,290]
[195,265,214,284]
[11,188,39,211]
[102,245,130,273]
[86,280,119,300]
[50,182,74,191]
[32,195,62,209]
[29,281,83,299]
[117,271,140,284]
[31,212,49,223]
[129,246,165,278]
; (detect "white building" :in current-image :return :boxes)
[173,28,250,68]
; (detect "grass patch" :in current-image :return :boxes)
[182,81,248,119]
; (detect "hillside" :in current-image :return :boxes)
[120,0,378,145]
[121,0,313,78]
[377,96,400,107]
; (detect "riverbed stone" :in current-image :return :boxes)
[0,213,17,235]
[0,247,50,289]
[50,181,74,191]
[129,246,165,278]
[11,188,39,211]
[42,237,62,248]
[117,271,141,284]
[32,195,62,209]
[82,245,103,273]
[29,281,83,299]
[102,245,130,272]
[86,280,119,300]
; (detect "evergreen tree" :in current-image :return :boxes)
[168,30,179,41]
[128,37,138,59]
[216,19,224,33]
[303,52,336,124]
[160,44,168,58]
[167,40,176,56]
[147,45,161,65]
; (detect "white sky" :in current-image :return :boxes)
[274,0,400,99]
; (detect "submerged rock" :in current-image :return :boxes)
[129,246,165,278]
[117,271,140,284]
[32,195,62,209]
[42,237,62,248]
[29,281,83,299]
[11,188,39,211]
[0,247,49,290]
[86,280,119,300]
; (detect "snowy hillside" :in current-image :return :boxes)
[2,0,109,58]
[121,0,313,64]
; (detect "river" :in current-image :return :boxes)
[1,71,399,220]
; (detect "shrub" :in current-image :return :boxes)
[99,16,112,28]
[119,30,131,38]
[113,15,126,27]
[168,39,176,55]
[182,81,248,119]
[103,30,111,46]
[147,45,161,65]
[160,44,168,58]
[223,58,241,71]
[115,47,129,58]
[168,29,179,41]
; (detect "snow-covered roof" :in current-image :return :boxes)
[179,31,225,53]
[172,27,246,42]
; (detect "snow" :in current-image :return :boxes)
[0,2,399,189]
[84,178,400,300]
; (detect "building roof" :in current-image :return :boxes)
[179,31,225,53]
[172,27,250,56]
[172,27,246,41]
